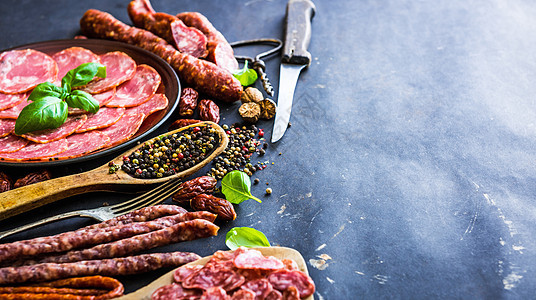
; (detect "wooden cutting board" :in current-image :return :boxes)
[118,246,314,300]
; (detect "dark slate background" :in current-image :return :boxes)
[1,0,535,298]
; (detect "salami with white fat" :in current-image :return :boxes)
[0,135,29,153]
[127,93,168,118]
[0,49,58,94]
[152,283,202,300]
[0,119,15,137]
[182,264,245,292]
[51,46,101,80]
[233,250,285,271]
[50,131,110,159]
[105,64,161,107]
[0,98,28,119]
[76,107,125,133]
[0,92,26,111]
[0,138,68,161]
[21,115,87,143]
[82,51,136,94]
[242,279,273,299]
[98,111,145,147]
[267,270,315,298]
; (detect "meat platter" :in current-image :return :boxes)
[0,39,180,167]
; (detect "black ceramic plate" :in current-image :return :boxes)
[0,39,180,167]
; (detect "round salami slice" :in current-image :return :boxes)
[282,286,300,300]
[171,20,208,58]
[51,131,110,159]
[0,49,58,94]
[233,250,285,271]
[201,286,228,300]
[98,112,145,147]
[105,64,161,108]
[242,279,273,300]
[69,88,116,115]
[76,107,125,133]
[21,115,87,144]
[127,93,168,118]
[152,283,202,300]
[174,265,203,283]
[267,270,315,298]
[0,135,29,153]
[82,51,137,94]
[0,138,68,161]
[51,46,101,80]
[0,92,26,111]
[0,99,29,119]
[230,289,256,300]
[265,289,283,300]
[0,119,15,137]
[182,266,245,292]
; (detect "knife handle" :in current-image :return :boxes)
[282,0,316,66]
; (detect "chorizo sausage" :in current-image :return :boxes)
[80,9,242,103]
[0,252,201,285]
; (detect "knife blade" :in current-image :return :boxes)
[271,0,316,143]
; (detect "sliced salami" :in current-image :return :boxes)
[201,286,228,300]
[98,111,145,147]
[242,279,273,300]
[152,283,202,300]
[82,51,136,94]
[0,135,29,153]
[0,99,29,119]
[282,286,300,300]
[0,119,15,137]
[171,20,208,58]
[230,289,256,300]
[267,270,315,298]
[174,265,203,283]
[21,115,87,143]
[0,138,68,161]
[233,250,285,271]
[69,87,116,115]
[0,49,58,94]
[265,289,283,300]
[127,93,168,118]
[0,92,26,111]
[182,266,245,292]
[105,64,161,107]
[51,131,110,159]
[76,107,125,133]
[51,46,101,80]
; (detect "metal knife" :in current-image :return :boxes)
[271,0,316,143]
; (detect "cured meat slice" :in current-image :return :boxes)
[21,115,87,143]
[51,131,110,159]
[233,250,285,271]
[0,119,15,137]
[171,20,208,58]
[68,87,116,115]
[174,265,203,283]
[152,283,202,300]
[0,135,29,153]
[230,289,256,300]
[0,49,58,94]
[127,93,168,118]
[0,138,68,161]
[105,64,161,107]
[201,286,229,300]
[0,92,26,111]
[51,46,101,80]
[82,51,136,94]
[282,286,299,300]
[98,111,145,147]
[76,107,125,133]
[182,265,245,292]
[267,270,315,298]
[0,99,29,119]
[242,279,273,300]
[265,289,283,300]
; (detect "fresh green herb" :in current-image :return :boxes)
[232,60,258,86]
[221,170,262,204]
[225,227,270,250]
[15,62,106,135]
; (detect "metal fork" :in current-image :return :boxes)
[0,178,182,240]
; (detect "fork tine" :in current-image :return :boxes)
[110,178,183,214]
[107,178,181,210]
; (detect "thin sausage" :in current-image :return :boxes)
[0,252,201,285]
[80,9,242,103]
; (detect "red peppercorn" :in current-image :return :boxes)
[177,153,184,159]
[193,126,201,133]
[258,130,264,137]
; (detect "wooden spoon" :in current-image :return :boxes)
[118,246,314,300]
[0,121,228,221]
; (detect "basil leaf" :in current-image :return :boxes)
[14,97,68,135]
[28,82,65,101]
[232,61,258,86]
[62,62,106,91]
[225,227,270,250]
[221,170,261,204]
[65,90,100,113]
